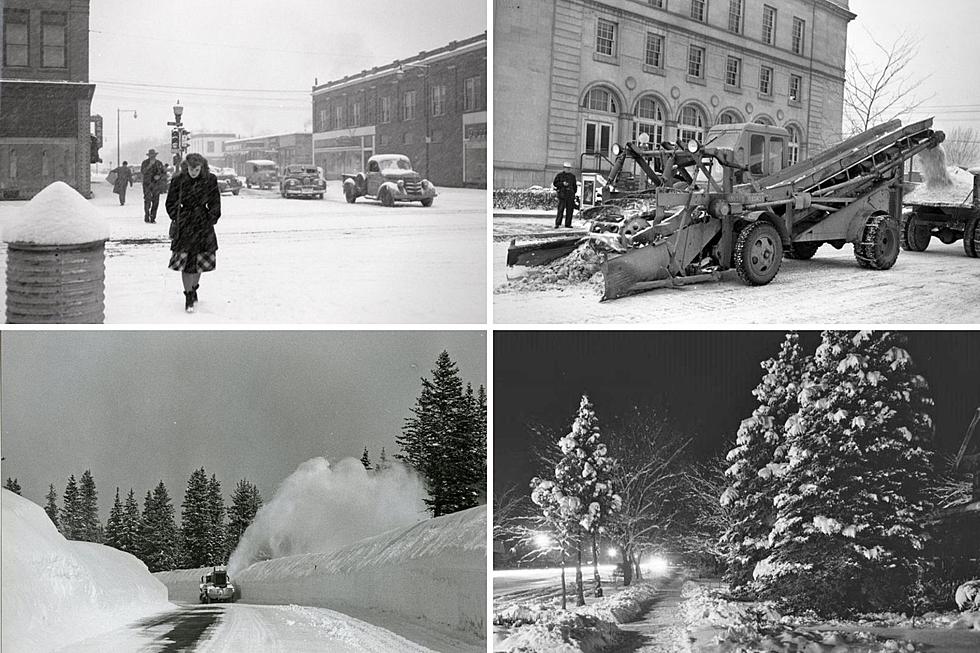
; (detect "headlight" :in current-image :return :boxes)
[421,180,430,189]
[397,180,405,189]
[611,143,622,156]
[687,139,700,154]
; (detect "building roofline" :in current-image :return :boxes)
[224,132,312,144]
[312,32,487,96]
[812,0,857,21]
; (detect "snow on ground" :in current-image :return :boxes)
[0,181,486,323]
[156,505,486,652]
[1,489,173,653]
[493,216,980,324]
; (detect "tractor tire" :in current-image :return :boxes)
[734,221,783,286]
[379,188,394,207]
[965,217,980,258]
[900,212,931,251]
[200,594,210,604]
[854,214,900,270]
[344,185,357,203]
[786,241,820,260]
[421,198,433,207]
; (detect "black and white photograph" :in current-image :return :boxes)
[0,0,487,324]
[492,0,980,324]
[0,330,487,652]
[493,330,980,652]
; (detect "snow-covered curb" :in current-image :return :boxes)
[492,581,659,653]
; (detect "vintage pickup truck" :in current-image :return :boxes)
[342,154,437,207]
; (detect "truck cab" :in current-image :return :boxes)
[244,159,279,190]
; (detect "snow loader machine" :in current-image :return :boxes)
[509,119,946,300]
[199,567,236,603]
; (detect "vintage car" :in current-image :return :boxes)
[244,159,279,190]
[342,154,437,207]
[213,167,242,196]
[280,164,326,199]
[199,568,236,604]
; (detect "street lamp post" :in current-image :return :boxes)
[116,108,137,169]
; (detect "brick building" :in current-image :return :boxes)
[223,132,313,175]
[312,33,487,188]
[494,0,855,196]
[1,0,96,199]
[186,132,238,168]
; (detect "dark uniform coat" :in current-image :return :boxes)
[111,166,132,194]
[141,157,167,195]
[166,170,221,254]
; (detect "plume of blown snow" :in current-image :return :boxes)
[919,146,952,187]
[227,456,428,577]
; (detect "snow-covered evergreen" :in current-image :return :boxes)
[43,483,60,530]
[721,333,810,588]
[360,447,373,470]
[61,475,81,540]
[226,478,263,556]
[139,481,180,572]
[77,470,100,543]
[104,487,124,549]
[118,488,142,556]
[756,330,935,615]
[206,474,226,565]
[5,477,22,494]
[181,468,211,568]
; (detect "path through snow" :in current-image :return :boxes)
[610,576,687,653]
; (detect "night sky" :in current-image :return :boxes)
[493,331,980,495]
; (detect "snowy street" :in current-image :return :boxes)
[0,182,487,323]
[493,216,980,324]
[61,602,443,653]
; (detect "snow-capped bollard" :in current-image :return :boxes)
[3,182,110,323]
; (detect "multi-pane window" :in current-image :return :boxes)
[645,33,664,68]
[726,56,741,88]
[379,96,391,123]
[402,90,416,121]
[687,45,705,78]
[787,125,801,165]
[728,0,743,33]
[584,87,617,113]
[762,5,777,45]
[206,141,215,153]
[634,97,665,144]
[789,74,803,102]
[351,101,361,126]
[649,0,665,7]
[4,9,29,67]
[691,0,706,22]
[404,132,415,145]
[719,110,740,124]
[41,12,67,68]
[430,84,447,116]
[792,17,806,55]
[318,108,329,131]
[334,105,345,129]
[463,76,480,111]
[679,105,706,142]
[596,18,617,56]
[759,66,773,95]
[584,121,613,156]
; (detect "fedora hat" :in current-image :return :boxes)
[147,148,158,156]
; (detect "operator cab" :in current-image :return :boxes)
[695,123,790,186]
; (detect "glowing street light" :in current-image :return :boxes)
[607,547,618,557]
[533,532,553,549]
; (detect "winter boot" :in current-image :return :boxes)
[184,291,195,313]
[190,284,199,305]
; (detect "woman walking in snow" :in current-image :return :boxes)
[165,153,221,313]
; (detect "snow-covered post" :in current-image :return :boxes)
[3,182,109,323]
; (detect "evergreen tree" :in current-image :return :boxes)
[118,488,142,556]
[181,468,211,568]
[44,484,60,531]
[757,331,935,615]
[61,475,81,540]
[721,333,810,588]
[77,470,100,542]
[206,474,226,565]
[139,481,180,572]
[105,487,124,549]
[4,477,22,494]
[360,447,372,470]
[376,447,390,471]
[397,350,485,516]
[226,479,263,555]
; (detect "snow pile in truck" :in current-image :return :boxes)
[906,163,975,207]
[157,505,486,641]
[1,489,172,653]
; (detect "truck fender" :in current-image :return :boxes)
[342,177,361,195]
[738,210,791,245]
[379,180,400,196]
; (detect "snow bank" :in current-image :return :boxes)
[2,181,110,245]
[1,489,171,653]
[157,505,486,638]
[498,243,603,294]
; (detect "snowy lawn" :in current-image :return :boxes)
[0,181,487,323]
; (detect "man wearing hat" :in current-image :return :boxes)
[553,162,578,228]
[141,148,167,223]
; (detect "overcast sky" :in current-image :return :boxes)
[89,0,487,162]
[0,330,486,520]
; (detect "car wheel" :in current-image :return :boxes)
[379,188,394,207]
[246,181,251,189]
[421,198,433,207]
[232,189,239,196]
[317,193,324,200]
[344,185,357,204]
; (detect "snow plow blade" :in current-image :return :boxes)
[506,236,584,267]
[601,242,676,300]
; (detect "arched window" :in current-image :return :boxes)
[718,109,742,125]
[754,115,774,126]
[678,104,706,142]
[583,87,617,113]
[786,124,802,165]
[633,96,666,144]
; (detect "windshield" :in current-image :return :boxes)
[377,157,411,171]
[287,166,319,174]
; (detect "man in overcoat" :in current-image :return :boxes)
[553,162,578,228]
[141,149,167,223]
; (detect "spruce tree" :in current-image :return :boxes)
[44,484,60,530]
[206,474,226,565]
[4,477,22,494]
[226,479,263,555]
[376,447,390,471]
[105,487,124,549]
[181,468,211,568]
[61,475,81,539]
[758,331,935,615]
[139,481,180,572]
[721,333,809,588]
[360,447,372,470]
[119,488,142,556]
[77,470,100,542]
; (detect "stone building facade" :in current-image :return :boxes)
[494,0,854,195]
[223,133,312,175]
[312,33,487,188]
[1,0,95,199]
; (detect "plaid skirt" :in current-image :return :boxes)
[169,251,216,273]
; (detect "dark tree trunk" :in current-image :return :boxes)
[575,534,585,606]
[591,533,603,597]
[560,549,567,610]
[621,547,634,586]
[633,552,644,581]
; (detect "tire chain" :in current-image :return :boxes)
[854,214,898,270]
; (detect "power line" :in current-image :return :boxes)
[93,79,310,95]
[89,29,374,60]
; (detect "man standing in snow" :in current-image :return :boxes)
[553,162,578,228]
[111,161,133,205]
[141,149,166,223]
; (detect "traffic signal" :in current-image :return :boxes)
[180,129,191,150]
[170,128,180,151]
